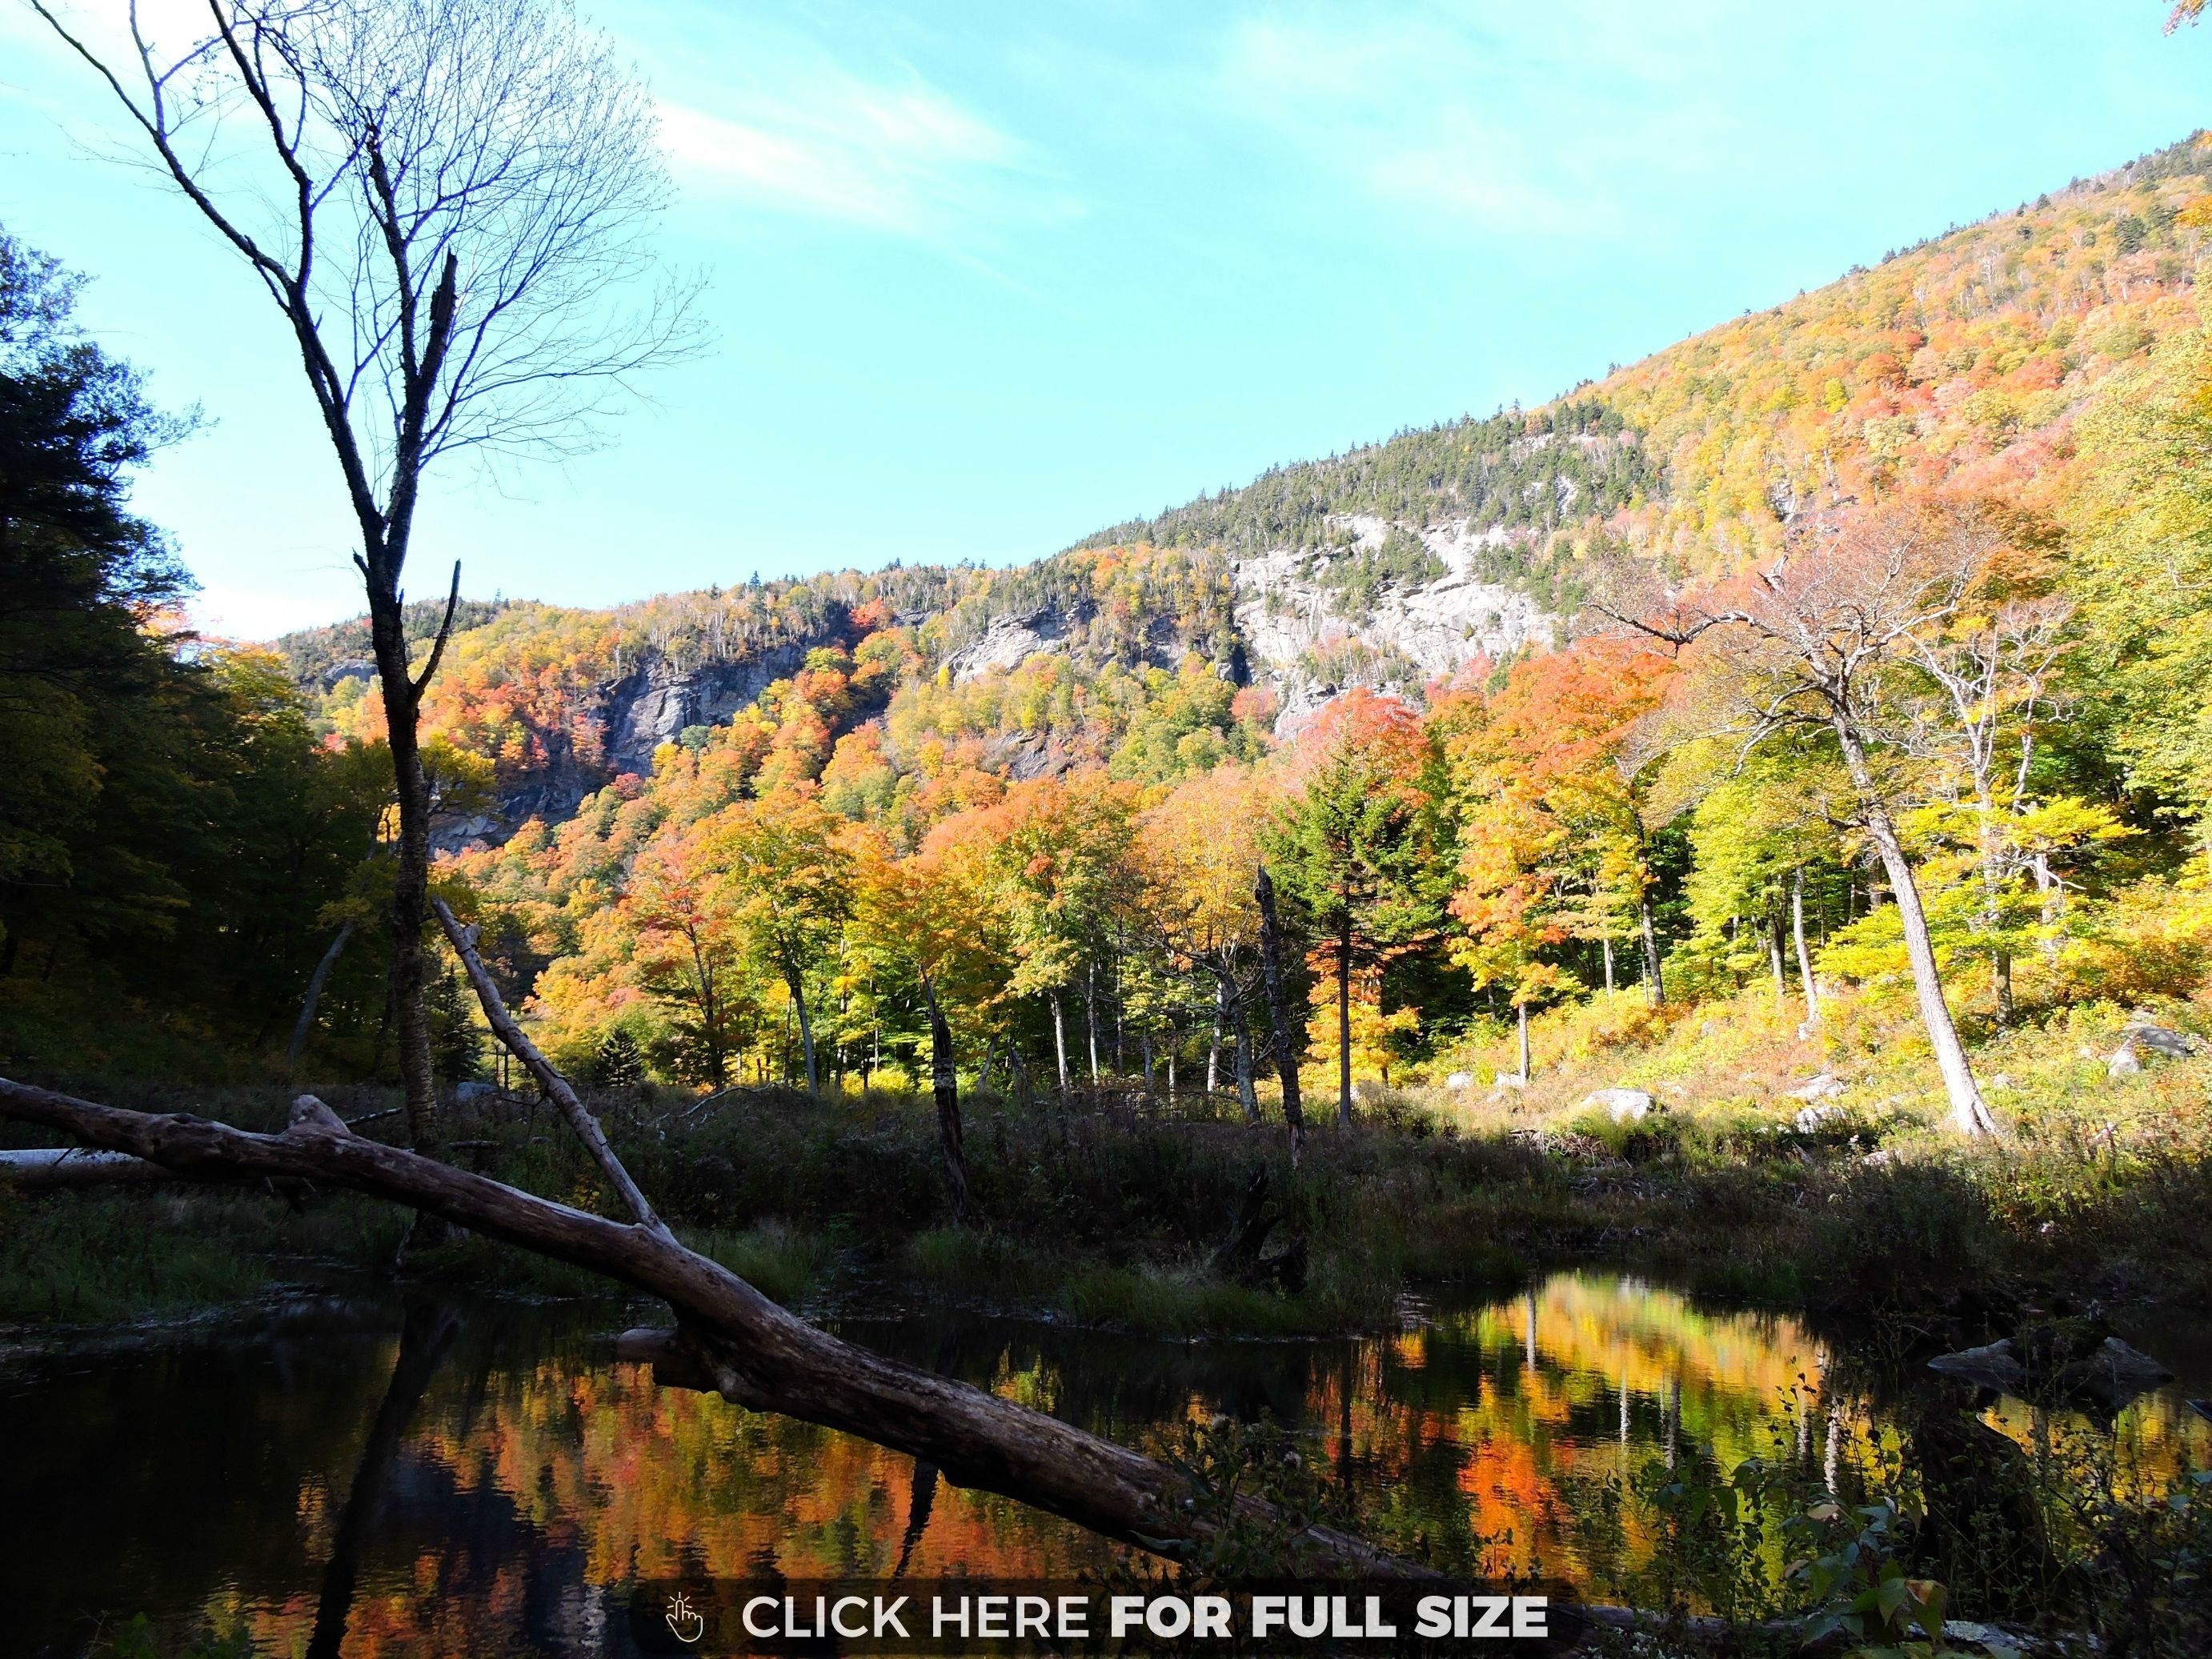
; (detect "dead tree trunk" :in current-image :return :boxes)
[286,920,357,1077]
[435,898,662,1231]
[1253,864,1306,1168]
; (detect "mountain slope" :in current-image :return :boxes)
[279,133,2212,840]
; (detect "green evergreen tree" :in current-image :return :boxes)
[593,1027,647,1088]
[427,964,484,1083]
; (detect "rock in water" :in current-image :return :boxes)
[1928,1339,2029,1393]
[2056,1338,2175,1414]
[1584,1087,1653,1123]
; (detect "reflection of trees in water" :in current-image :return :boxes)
[306,1299,462,1659]
[12,1275,2204,1649]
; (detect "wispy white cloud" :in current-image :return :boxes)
[1212,2,1750,245]
[654,46,1070,241]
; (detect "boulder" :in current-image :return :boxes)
[1584,1087,1653,1124]
[1794,1103,1849,1133]
[1444,1071,1474,1091]
[2055,1337,2175,1415]
[1929,1339,2029,1393]
[1787,1072,1847,1102]
[1930,1335,2174,1414]
[2109,1022,2206,1076]
[2122,1022,2205,1060]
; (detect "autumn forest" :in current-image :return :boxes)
[6,5,2212,1653]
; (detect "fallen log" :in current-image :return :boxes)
[0,1075,1408,1573]
[0,1145,312,1197]
[0,1146,173,1188]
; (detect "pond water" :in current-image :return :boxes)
[4,1272,2206,1656]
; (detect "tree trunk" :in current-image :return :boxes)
[1336,917,1354,1128]
[1252,864,1305,1167]
[1517,1003,1531,1084]
[1601,934,1614,993]
[367,584,442,1158]
[1792,869,1820,1027]
[788,968,818,1093]
[1084,962,1100,1081]
[1640,896,1665,1008]
[1768,910,1788,1016]
[1857,795,1998,1136]
[286,920,357,1077]
[923,982,974,1226]
[1207,981,1223,1095]
[1050,992,1069,1095]
[1227,974,1260,1125]
[435,899,663,1230]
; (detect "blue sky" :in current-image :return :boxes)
[2,2,2207,638]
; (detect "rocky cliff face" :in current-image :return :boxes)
[436,640,825,851]
[599,643,815,775]
[1234,515,1553,726]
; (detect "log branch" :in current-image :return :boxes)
[432,896,663,1233]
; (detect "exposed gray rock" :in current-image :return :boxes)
[1444,1071,1474,1091]
[1231,515,1555,730]
[601,644,813,777]
[1794,1103,1849,1133]
[2118,1022,2206,1062]
[942,608,1068,685]
[1584,1087,1653,1123]
[1787,1072,1847,1102]
[1930,1335,2174,1414]
[1929,1340,2030,1393]
[2057,1338,2175,1414]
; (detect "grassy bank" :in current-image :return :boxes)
[6,988,2210,1338]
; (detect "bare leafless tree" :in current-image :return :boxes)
[1597,499,2005,1136]
[31,0,702,1152]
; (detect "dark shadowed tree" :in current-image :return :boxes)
[33,0,700,1152]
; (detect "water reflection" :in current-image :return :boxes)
[3,1272,2205,1655]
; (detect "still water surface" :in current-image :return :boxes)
[4,1272,2205,1655]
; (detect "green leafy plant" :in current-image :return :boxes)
[1787,1497,1954,1657]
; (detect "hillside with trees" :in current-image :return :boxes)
[8,86,2212,1654]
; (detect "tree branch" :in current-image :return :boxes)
[431,896,662,1233]
[409,560,463,699]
